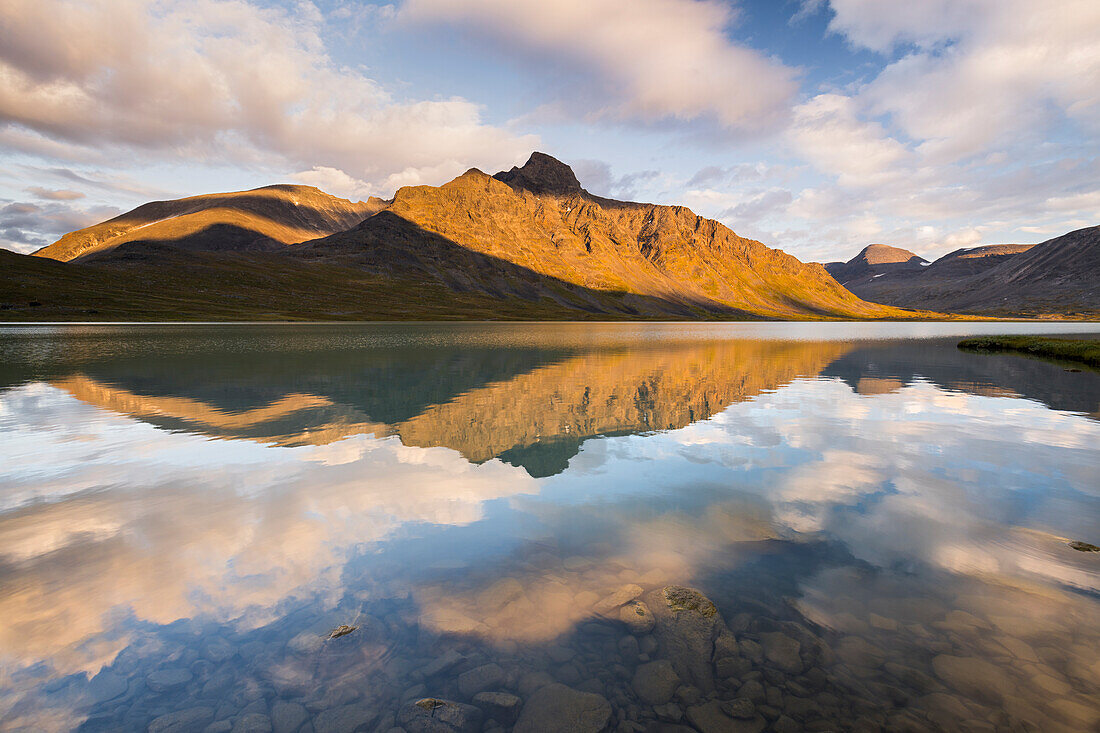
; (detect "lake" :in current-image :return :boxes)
[0,322,1098,733]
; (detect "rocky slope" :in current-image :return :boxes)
[33,185,381,262]
[827,228,1097,316]
[294,153,901,319]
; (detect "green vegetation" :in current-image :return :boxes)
[0,249,646,322]
[0,248,953,323]
[958,336,1100,368]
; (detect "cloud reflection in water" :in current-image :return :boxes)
[0,327,1097,732]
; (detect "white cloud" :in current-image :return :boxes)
[790,0,826,25]
[569,159,662,200]
[0,0,537,193]
[789,94,910,186]
[718,188,794,224]
[753,0,1100,260]
[25,187,84,201]
[402,0,798,134]
[291,166,374,201]
[833,0,1100,162]
[381,158,477,193]
[827,0,980,53]
[0,199,120,253]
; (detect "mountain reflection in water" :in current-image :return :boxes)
[0,323,1097,733]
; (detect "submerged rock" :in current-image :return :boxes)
[620,601,656,634]
[661,586,718,617]
[645,586,726,693]
[231,714,272,733]
[632,660,680,705]
[686,700,765,733]
[593,584,644,614]
[420,649,466,678]
[457,663,504,698]
[759,632,802,674]
[202,637,236,663]
[146,668,193,692]
[1068,540,1099,552]
[722,698,755,719]
[931,655,1015,704]
[513,683,611,733]
[736,679,766,703]
[314,704,377,733]
[397,698,484,733]
[270,702,308,733]
[86,669,128,703]
[472,692,522,725]
[479,577,526,607]
[147,707,214,733]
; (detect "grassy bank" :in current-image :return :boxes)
[958,336,1100,368]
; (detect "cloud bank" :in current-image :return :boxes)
[402,0,798,133]
[0,0,536,192]
[0,0,1096,261]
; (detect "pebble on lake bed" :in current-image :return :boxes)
[1068,540,1099,552]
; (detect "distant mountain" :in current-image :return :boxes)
[9,153,913,321]
[825,244,928,285]
[825,227,1098,317]
[34,185,382,262]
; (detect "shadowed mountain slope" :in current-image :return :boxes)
[1,246,620,321]
[33,185,382,262]
[827,227,1098,317]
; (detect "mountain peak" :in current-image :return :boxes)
[493,152,583,196]
[856,243,926,266]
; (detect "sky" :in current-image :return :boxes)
[0,0,1098,262]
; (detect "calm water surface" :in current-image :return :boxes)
[0,323,1098,733]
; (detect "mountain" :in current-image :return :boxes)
[291,153,903,319]
[824,244,928,285]
[827,227,1098,316]
[34,184,382,262]
[9,152,918,320]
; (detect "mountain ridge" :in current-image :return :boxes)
[3,152,957,320]
[302,154,899,319]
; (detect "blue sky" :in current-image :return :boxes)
[1,0,1098,262]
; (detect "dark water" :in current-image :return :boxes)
[0,323,1098,733]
